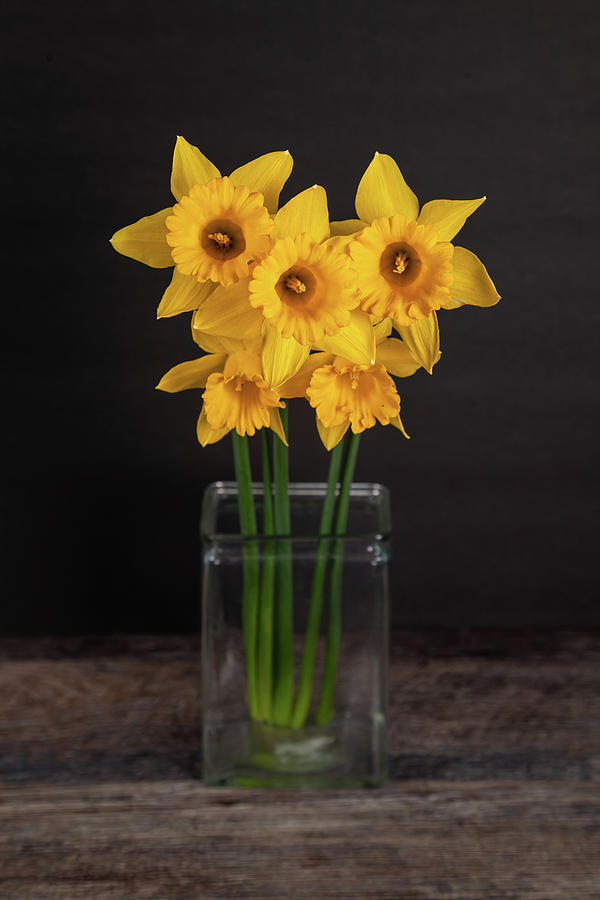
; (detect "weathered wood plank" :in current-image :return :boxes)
[1,781,599,899]
[1,631,598,784]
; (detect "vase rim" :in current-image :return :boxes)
[200,481,392,543]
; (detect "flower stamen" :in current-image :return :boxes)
[393,250,409,275]
[347,364,363,389]
[207,231,232,250]
[284,274,307,294]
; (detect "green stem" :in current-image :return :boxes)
[271,405,295,726]
[232,432,260,720]
[290,438,346,729]
[257,429,275,721]
[315,432,361,725]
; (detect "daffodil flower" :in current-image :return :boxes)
[165,177,273,288]
[338,152,500,370]
[280,320,417,449]
[156,336,287,447]
[110,136,293,317]
[306,358,404,448]
[249,186,358,346]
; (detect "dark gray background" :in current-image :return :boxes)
[3,0,599,632]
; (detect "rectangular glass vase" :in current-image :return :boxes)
[201,481,390,788]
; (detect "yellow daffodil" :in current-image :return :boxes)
[248,186,358,346]
[351,215,454,324]
[156,337,287,446]
[203,351,285,440]
[110,136,293,317]
[248,233,357,345]
[280,320,416,449]
[343,151,500,370]
[165,176,273,287]
[308,358,401,434]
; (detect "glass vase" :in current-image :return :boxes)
[201,481,390,788]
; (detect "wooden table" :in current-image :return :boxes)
[1,631,599,898]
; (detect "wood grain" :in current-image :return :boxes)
[1,631,599,897]
[1,780,599,899]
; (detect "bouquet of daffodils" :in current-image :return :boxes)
[111,137,499,729]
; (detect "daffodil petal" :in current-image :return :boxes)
[191,328,231,354]
[170,136,221,201]
[191,326,261,356]
[229,150,293,214]
[191,278,264,340]
[330,219,367,236]
[373,317,393,344]
[417,198,486,242]
[261,325,310,391]
[157,270,217,319]
[317,418,349,451]
[278,352,334,399]
[273,185,329,242]
[239,333,264,355]
[197,406,230,446]
[316,310,375,366]
[269,408,288,446]
[451,246,500,307]
[156,354,227,393]
[324,234,355,251]
[110,208,173,268]
[376,338,421,377]
[394,311,441,374]
[326,220,367,250]
[440,297,464,310]
[355,152,419,223]
[390,413,410,439]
